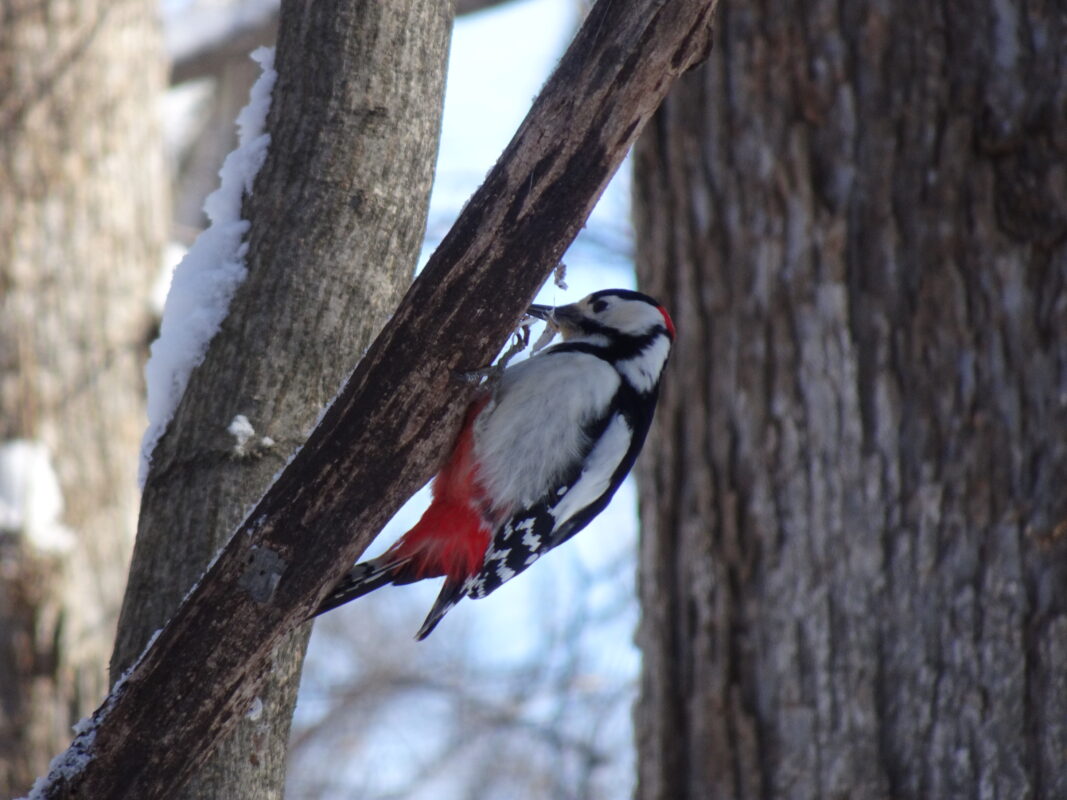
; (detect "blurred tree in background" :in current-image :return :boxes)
[0,2,165,795]
[634,2,1067,798]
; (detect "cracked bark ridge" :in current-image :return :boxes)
[634,1,1067,798]
[40,1,718,799]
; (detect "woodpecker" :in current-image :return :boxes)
[316,289,675,639]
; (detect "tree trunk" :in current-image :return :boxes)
[109,2,451,799]
[0,2,165,796]
[633,1,1067,798]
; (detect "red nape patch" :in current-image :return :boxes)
[395,499,491,581]
[658,306,676,340]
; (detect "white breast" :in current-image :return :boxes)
[473,351,620,511]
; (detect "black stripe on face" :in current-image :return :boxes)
[550,328,669,364]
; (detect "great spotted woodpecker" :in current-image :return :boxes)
[316,289,675,639]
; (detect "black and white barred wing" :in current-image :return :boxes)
[466,414,634,599]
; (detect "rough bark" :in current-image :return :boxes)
[0,1,165,796]
[634,1,1067,798]
[110,2,452,799]
[36,2,716,798]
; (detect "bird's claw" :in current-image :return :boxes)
[454,364,503,385]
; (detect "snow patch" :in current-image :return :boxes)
[0,440,75,553]
[151,243,188,316]
[227,414,275,457]
[245,696,264,721]
[139,46,277,486]
[20,727,96,800]
[71,715,95,737]
[18,625,164,799]
[228,414,256,456]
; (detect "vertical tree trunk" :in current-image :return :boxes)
[110,2,451,798]
[0,2,165,796]
[634,1,1067,798]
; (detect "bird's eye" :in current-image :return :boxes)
[591,299,609,313]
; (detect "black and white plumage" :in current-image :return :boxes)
[316,289,675,639]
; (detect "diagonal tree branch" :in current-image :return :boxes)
[39,1,717,798]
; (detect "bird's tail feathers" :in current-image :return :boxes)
[313,553,413,617]
[414,577,468,640]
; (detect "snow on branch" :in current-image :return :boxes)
[140,47,277,486]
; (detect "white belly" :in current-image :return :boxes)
[473,351,620,511]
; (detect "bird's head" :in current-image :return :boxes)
[528,289,675,343]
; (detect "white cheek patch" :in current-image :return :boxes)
[550,415,631,524]
[602,302,663,336]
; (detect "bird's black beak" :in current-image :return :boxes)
[527,301,586,339]
[527,304,553,321]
